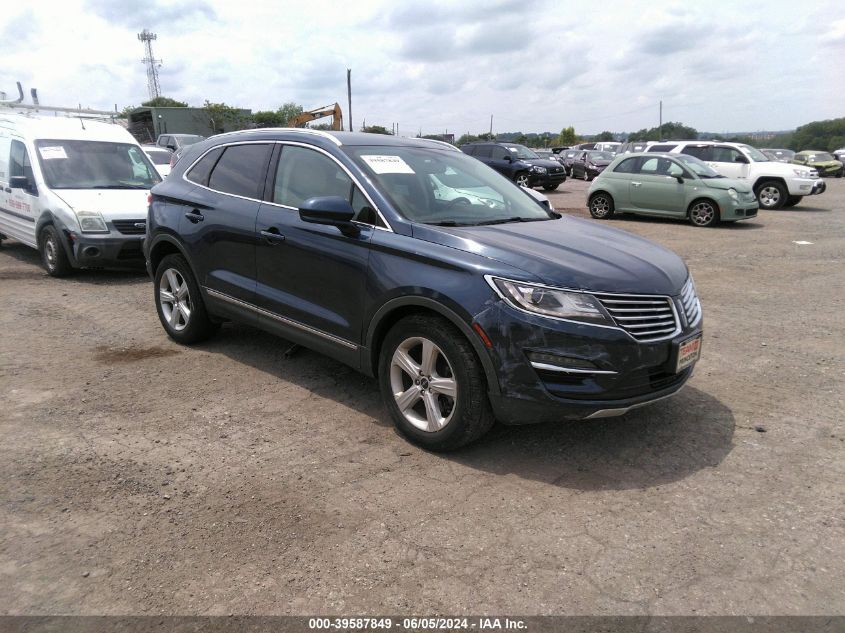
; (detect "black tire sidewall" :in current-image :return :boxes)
[378,316,492,451]
[756,181,787,209]
[39,225,71,277]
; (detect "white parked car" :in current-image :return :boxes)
[142,145,173,177]
[647,141,826,209]
[0,114,161,275]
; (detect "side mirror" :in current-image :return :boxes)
[502,154,512,162]
[675,175,685,183]
[299,196,359,235]
[166,144,177,151]
[734,155,749,164]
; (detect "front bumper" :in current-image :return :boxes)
[789,177,826,196]
[64,230,145,269]
[530,170,567,187]
[475,299,702,425]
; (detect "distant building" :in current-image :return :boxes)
[127,106,252,143]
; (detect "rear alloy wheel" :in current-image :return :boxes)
[154,254,218,344]
[689,200,719,227]
[379,315,494,451]
[515,172,530,188]
[589,193,615,219]
[755,180,787,210]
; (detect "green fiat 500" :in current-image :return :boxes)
[587,153,759,227]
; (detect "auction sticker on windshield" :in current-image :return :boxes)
[676,334,702,373]
[38,146,68,160]
[361,155,415,174]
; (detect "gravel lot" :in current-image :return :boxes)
[1,178,843,616]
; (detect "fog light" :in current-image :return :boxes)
[83,246,100,257]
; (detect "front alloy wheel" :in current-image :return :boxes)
[689,200,719,227]
[390,337,457,433]
[515,173,530,188]
[589,193,614,219]
[756,181,786,209]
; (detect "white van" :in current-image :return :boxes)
[0,114,161,276]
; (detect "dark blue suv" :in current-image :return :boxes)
[145,130,703,450]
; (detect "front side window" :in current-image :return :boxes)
[613,157,639,174]
[491,146,510,160]
[10,140,33,180]
[345,145,555,226]
[712,146,743,163]
[739,144,768,162]
[35,140,161,189]
[207,144,271,198]
[638,157,679,175]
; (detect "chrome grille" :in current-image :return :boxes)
[112,219,146,235]
[680,277,702,327]
[594,292,679,342]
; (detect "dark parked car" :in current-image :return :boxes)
[461,142,567,191]
[145,130,702,450]
[558,149,581,176]
[571,150,615,181]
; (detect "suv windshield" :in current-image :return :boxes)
[344,146,555,226]
[587,151,615,161]
[175,135,204,146]
[503,144,539,160]
[674,154,722,178]
[739,144,769,163]
[807,153,835,162]
[35,140,161,189]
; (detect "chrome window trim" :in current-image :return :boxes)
[530,362,618,375]
[210,127,343,146]
[204,288,358,350]
[181,140,393,233]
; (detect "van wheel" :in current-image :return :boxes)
[755,180,786,209]
[689,199,720,227]
[379,315,494,451]
[154,254,218,344]
[39,225,73,277]
[589,193,615,219]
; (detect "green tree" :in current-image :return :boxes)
[202,100,252,133]
[253,110,285,127]
[362,125,392,135]
[596,130,615,142]
[628,121,698,142]
[557,126,576,145]
[142,96,188,108]
[277,102,304,126]
[116,105,137,119]
[790,117,845,151]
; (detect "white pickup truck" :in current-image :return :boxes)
[649,141,826,209]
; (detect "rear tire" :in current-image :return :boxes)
[583,170,590,181]
[378,315,494,451]
[588,193,615,219]
[784,195,803,208]
[39,225,73,277]
[755,180,787,210]
[542,183,559,191]
[154,254,219,344]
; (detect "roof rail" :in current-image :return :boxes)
[213,127,343,146]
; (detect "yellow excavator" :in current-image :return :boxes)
[288,103,343,131]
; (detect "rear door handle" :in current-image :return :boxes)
[184,209,204,223]
[260,228,285,243]
[631,182,642,187]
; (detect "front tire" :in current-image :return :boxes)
[784,195,803,208]
[514,172,530,188]
[755,180,787,210]
[154,254,218,344]
[39,225,72,277]
[688,199,720,227]
[583,169,590,181]
[542,183,559,192]
[378,315,494,451]
[588,193,615,219]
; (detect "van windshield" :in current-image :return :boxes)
[35,140,162,189]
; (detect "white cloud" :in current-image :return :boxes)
[0,0,842,135]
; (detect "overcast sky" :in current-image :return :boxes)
[2,0,843,136]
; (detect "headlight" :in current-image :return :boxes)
[727,188,738,200]
[531,166,547,174]
[792,168,811,178]
[488,277,613,325]
[75,210,108,233]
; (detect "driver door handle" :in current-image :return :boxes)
[631,182,642,187]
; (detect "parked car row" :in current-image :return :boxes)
[0,118,704,450]
[460,141,567,190]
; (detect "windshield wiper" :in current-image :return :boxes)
[428,220,471,226]
[474,216,548,226]
[94,184,151,189]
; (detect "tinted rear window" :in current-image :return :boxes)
[649,144,678,152]
[207,144,272,198]
[680,145,712,161]
[186,147,224,186]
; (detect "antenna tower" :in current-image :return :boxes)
[138,29,162,100]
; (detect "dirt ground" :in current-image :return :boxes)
[1,178,843,616]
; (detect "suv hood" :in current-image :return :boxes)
[413,217,688,295]
[521,158,565,169]
[52,189,152,219]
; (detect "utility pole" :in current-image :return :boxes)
[346,68,352,132]
[489,115,493,137]
[659,100,663,140]
[138,29,162,101]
